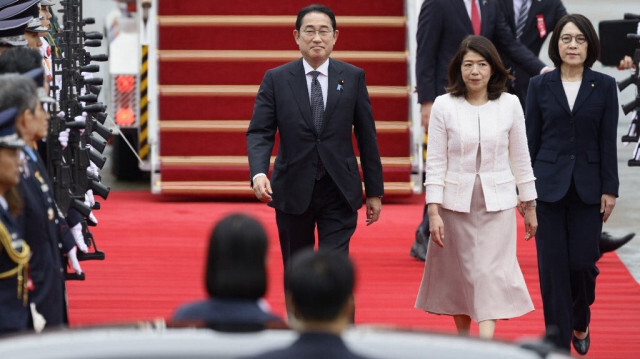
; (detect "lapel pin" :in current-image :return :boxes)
[337,79,344,92]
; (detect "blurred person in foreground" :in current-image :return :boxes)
[415,35,537,339]
[243,249,369,359]
[172,214,283,331]
[525,14,619,355]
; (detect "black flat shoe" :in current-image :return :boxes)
[572,329,590,355]
[600,232,635,254]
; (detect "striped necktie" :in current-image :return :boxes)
[516,0,530,40]
[310,71,324,132]
[309,71,326,179]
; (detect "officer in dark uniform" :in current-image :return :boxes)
[0,106,31,335]
[0,5,31,55]
[0,71,79,330]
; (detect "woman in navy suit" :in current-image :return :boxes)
[525,14,619,355]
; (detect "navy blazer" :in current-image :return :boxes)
[525,67,619,204]
[416,0,545,103]
[499,0,566,60]
[244,332,370,359]
[172,298,283,328]
[498,0,567,104]
[247,58,384,215]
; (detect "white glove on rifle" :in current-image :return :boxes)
[58,129,69,149]
[70,223,88,253]
[85,189,95,208]
[67,246,83,274]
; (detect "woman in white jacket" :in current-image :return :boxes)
[415,35,537,339]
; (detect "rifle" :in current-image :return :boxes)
[49,0,111,279]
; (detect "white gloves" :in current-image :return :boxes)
[58,129,70,149]
[85,189,95,208]
[70,222,88,253]
[67,246,83,274]
[56,112,87,149]
[84,189,98,225]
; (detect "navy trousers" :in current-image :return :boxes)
[535,183,601,350]
[275,174,357,267]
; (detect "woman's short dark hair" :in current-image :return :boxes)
[206,214,268,299]
[446,35,510,100]
[548,14,600,68]
[296,4,337,31]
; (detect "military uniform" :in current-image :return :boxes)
[0,106,30,334]
[0,203,30,334]
[17,146,75,328]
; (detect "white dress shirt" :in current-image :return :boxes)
[464,0,483,19]
[562,81,581,111]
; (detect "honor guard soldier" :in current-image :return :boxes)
[0,0,42,49]
[0,106,31,335]
[0,10,31,55]
[0,70,80,331]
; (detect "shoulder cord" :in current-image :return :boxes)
[0,222,31,305]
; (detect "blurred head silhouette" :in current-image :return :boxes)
[206,213,268,300]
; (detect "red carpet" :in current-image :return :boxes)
[67,191,640,358]
[158,26,406,52]
[159,60,407,87]
[157,0,404,16]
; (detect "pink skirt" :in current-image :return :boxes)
[415,176,534,322]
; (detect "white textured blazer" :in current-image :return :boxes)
[425,93,537,213]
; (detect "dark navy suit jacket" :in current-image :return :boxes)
[498,0,567,105]
[172,298,283,328]
[525,67,619,204]
[416,0,546,104]
[247,58,384,215]
[244,332,370,359]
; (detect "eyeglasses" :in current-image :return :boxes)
[301,29,333,38]
[560,34,587,44]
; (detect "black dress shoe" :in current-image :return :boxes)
[600,232,635,254]
[572,329,590,355]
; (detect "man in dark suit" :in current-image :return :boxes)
[498,0,567,106]
[416,0,547,130]
[247,4,384,265]
[244,249,369,359]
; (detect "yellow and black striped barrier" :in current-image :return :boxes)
[139,44,149,160]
